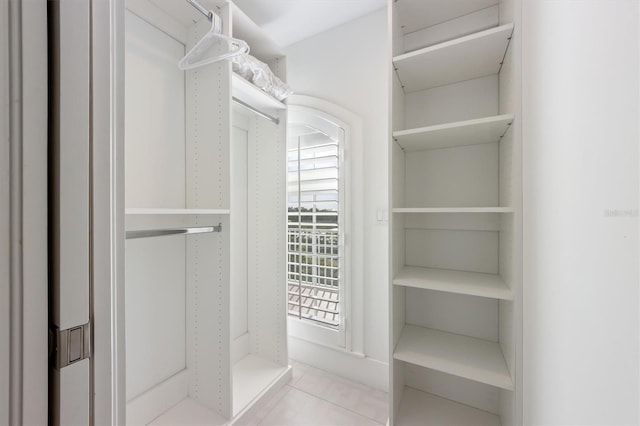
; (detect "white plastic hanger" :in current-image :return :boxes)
[179,0,250,70]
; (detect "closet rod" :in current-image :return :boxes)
[186,0,213,21]
[233,96,280,125]
[126,224,222,240]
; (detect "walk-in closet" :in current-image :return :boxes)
[123,0,290,423]
[389,0,522,424]
[13,0,640,425]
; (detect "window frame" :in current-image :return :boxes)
[286,103,352,350]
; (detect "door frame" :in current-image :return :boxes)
[2,0,48,424]
[1,0,125,423]
[91,0,126,424]
[285,95,365,356]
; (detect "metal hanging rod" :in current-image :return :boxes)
[185,0,278,125]
[232,97,280,125]
[186,0,214,22]
[126,223,222,240]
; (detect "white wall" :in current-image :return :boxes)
[124,10,188,400]
[523,1,639,424]
[285,7,389,378]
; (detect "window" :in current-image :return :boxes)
[287,109,345,333]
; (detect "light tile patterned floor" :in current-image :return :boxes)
[236,360,389,426]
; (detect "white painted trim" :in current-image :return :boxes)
[287,95,365,356]
[287,317,349,350]
[126,370,189,426]
[231,365,292,424]
[287,104,349,348]
[288,336,388,392]
[91,0,126,424]
[0,2,10,424]
[18,1,48,423]
[2,0,48,424]
[8,0,23,422]
[49,0,92,422]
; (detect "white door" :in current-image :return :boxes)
[49,0,92,424]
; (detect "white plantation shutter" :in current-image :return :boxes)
[287,127,342,328]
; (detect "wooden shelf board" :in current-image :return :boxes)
[393,114,514,151]
[392,207,514,213]
[395,387,499,426]
[394,266,512,300]
[232,354,290,416]
[232,73,286,114]
[126,208,230,215]
[394,24,514,92]
[394,325,513,390]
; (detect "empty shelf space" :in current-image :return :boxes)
[393,114,514,151]
[148,397,226,426]
[394,325,513,390]
[394,266,512,300]
[393,207,514,213]
[232,73,286,113]
[395,387,500,426]
[233,354,291,416]
[126,208,230,215]
[394,23,514,92]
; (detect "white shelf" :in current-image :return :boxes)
[232,354,290,416]
[394,325,513,390]
[395,387,500,426]
[148,397,226,426]
[393,207,514,213]
[232,73,286,114]
[394,24,514,92]
[393,114,514,151]
[394,266,512,300]
[125,208,230,215]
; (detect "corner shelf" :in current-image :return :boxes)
[393,114,514,151]
[394,266,512,300]
[393,325,513,390]
[393,23,514,92]
[125,208,230,215]
[393,207,513,213]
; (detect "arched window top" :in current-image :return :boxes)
[286,97,358,348]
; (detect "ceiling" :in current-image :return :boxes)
[232,0,386,47]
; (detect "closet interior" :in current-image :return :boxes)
[123,0,290,424]
[389,0,522,424]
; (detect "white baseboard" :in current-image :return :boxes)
[232,365,292,424]
[126,369,189,425]
[288,336,389,392]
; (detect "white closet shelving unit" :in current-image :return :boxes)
[389,1,522,425]
[123,1,290,424]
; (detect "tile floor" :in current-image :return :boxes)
[236,359,389,426]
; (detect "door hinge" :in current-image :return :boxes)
[51,323,91,369]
